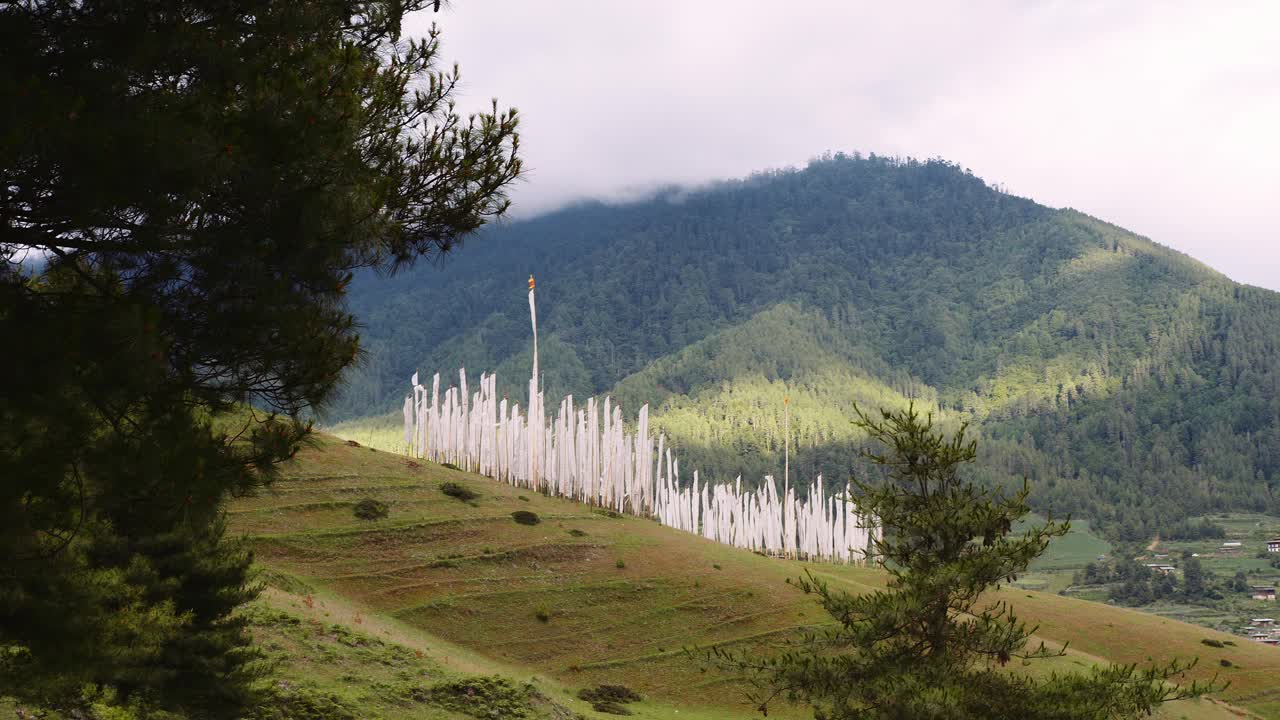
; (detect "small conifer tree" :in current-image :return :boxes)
[711,405,1222,720]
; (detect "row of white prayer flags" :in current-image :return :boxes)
[403,368,878,563]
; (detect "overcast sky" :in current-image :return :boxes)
[408,2,1280,290]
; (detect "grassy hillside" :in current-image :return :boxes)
[224,435,1280,719]
[334,154,1280,541]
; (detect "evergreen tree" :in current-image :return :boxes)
[1183,557,1206,599]
[710,406,1220,719]
[1230,571,1250,593]
[1,1,519,716]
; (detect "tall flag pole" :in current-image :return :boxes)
[528,275,538,379]
[528,275,539,487]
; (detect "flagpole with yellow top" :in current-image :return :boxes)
[528,274,539,489]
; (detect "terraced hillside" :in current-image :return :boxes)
[231,435,1280,719]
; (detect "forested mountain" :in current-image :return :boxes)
[336,154,1280,540]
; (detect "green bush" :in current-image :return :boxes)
[511,510,540,525]
[1201,638,1225,648]
[535,606,550,623]
[567,529,588,537]
[578,685,641,715]
[615,559,626,569]
[441,462,461,471]
[440,482,479,502]
[248,684,357,720]
[353,498,389,520]
[425,677,535,719]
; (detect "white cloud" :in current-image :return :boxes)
[408,1,1280,290]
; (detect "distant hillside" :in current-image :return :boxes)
[335,154,1280,540]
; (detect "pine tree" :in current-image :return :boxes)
[1,1,519,715]
[1183,556,1206,599]
[710,405,1222,719]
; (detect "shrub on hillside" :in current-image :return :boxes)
[248,684,357,720]
[425,677,535,719]
[511,510,540,525]
[353,498,389,520]
[440,482,479,502]
[567,529,587,537]
[578,685,641,715]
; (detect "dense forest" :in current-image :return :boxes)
[336,154,1280,540]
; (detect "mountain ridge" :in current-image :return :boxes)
[336,154,1280,539]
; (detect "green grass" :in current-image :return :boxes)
[223,434,1280,719]
[325,412,405,454]
[1004,514,1112,593]
[1024,514,1113,571]
[244,604,568,719]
